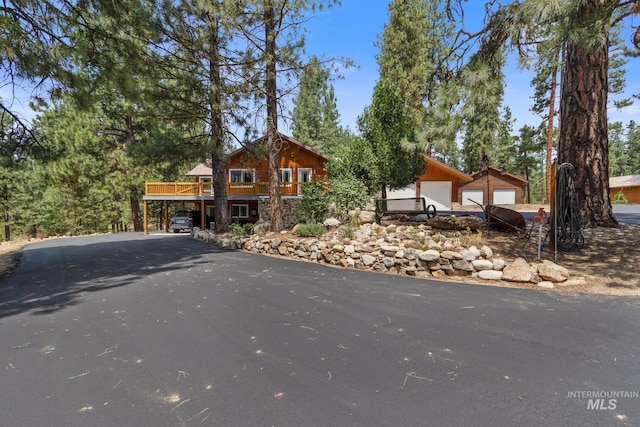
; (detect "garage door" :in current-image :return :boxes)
[420,181,451,211]
[493,189,516,205]
[461,189,483,206]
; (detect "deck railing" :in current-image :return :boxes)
[145,181,308,197]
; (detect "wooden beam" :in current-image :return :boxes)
[200,199,205,230]
[143,200,148,235]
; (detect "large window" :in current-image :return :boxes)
[229,169,254,183]
[231,204,249,218]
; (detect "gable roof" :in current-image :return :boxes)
[424,155,473,182]
[186,133,329,177]
[228,132,329,162]
[610,175,640,188]
[469,166,528,184]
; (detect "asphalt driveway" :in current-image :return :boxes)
[1,233,639,426]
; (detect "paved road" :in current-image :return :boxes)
[446,203,640,225]
[1,233,640,426]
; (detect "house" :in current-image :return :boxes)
[609,175,640,203]
[142,133,329,233]
[458,166,528,206]
[385,156,473,211]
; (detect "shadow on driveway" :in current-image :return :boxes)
[0,233,227,319]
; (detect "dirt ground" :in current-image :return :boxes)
[435,204,640,295]
[2,210,639,296]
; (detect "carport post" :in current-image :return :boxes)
[143,200,148,235]
[200,199,205,230]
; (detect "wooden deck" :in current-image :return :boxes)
[144,182,308,198]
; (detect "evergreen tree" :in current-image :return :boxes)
[513,125,545,204]
[236,0,340,233]
[376,0,430,129]
[377,0,456,156]
[356,79,425,197]
[434,0,639,227]
[626,120,640,174]
[608,122,628,177]
[459,52,506,174]
[291,56,342,154]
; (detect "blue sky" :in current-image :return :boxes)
[293,1,640,136]
[2,2,638,136]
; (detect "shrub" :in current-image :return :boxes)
[612,190,628,204]
[295,222,326,237]
[297,179,329,223]
[328,175,370,222]
[338,209,361,238]
[229,223,245,236]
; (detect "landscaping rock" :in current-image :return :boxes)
[192,222,578,289]
[502,257,534,282]
[537,260,570,283]
[478,270,503,280]
[471,259,494,271]
[538,281,555,289]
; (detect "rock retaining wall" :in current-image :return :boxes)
[191,223,585,289]
[258,198,303,229]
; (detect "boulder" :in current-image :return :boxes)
[425,215,483,230]
[502,257,534,282]
[358,211,377,224]
[478,270,503,280]
[471,259,494,271]
[323,218,341,229]
[537,260,570,283]
[362,254,376,266]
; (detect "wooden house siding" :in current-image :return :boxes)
[142,133,329,233]
[459,167,527,205]
[609,175,640,203]
[414,156,472,204]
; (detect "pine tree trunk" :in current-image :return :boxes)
[130,190,143,231]
[208,11,228,233]
[558,11,617,228]
[265,1,284,233]
[545,63,557,204]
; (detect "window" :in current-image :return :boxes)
[280,168,292,182]
[229,169,254,183]
[298,168,312,183]
[298,168,312,194]
[231,204,249,218]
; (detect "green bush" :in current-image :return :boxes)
[612,190,628,204]
[328,175,370,222]
[295,222,326,237]
[297,179,328,223]
[229,223,246,236]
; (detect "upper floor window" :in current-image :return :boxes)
[280,168,292,183]
[229,169,254,183]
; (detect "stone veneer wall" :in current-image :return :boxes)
[258,197,303,229]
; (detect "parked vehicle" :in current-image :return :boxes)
[169,210,193,233]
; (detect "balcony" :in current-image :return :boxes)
[144,181,308,198]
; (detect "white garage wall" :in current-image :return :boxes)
[420,181,452,211]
